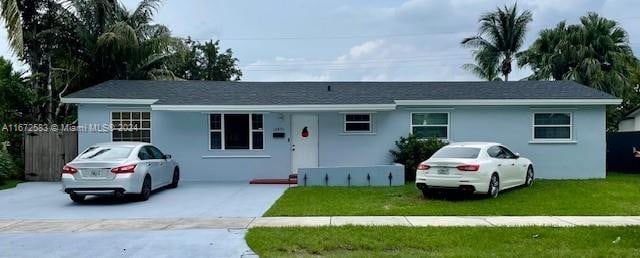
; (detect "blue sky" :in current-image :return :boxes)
[1,0,639,81]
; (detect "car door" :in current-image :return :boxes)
[139,146,162,189]
[498,146,522,187]
[138,146,157,187]
[147,146,170,186]
[487,146,510,183]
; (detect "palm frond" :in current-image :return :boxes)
[0,0,23,55]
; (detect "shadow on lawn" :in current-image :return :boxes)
[421,185,527,202]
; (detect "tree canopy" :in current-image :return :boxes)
[461,3,532,81]
[0,0,242,124]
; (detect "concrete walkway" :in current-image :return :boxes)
[2,216,640,233]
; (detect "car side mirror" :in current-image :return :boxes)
[513,153,520,159]
[163,154,172,160]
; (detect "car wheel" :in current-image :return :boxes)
[169,168,180,188]
[138,175,152,201]
[487,174,500,198]
[69,193,85,203]
[525,166,534,187]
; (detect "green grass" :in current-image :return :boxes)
[0,179,21,190]
[265,173,640,216]
[246,226,640,258]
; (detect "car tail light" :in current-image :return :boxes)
[417,163,431,170]
[62,165,78,174]
[111,164,136,174]
[457,164,480,172]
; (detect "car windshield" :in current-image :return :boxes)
[77,146,133,161]
[431,147,481,159]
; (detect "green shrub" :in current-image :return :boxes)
[0,143,16,184]
[390,134,448,181]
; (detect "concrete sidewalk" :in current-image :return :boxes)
[2,216,640,233]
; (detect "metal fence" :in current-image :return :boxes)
[24,131,78,181]
[606,131,640,173]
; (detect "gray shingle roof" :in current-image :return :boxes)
[64,80,618,105]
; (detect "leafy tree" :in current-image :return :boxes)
[462,3,532,81]
[170,38,242,81]
[518,13,638,130]
[0,142,17,183]
[0,57,34,179]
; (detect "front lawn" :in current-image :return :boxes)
[265,173,640,216]
[246,226,640,257]
[0,179,21,190]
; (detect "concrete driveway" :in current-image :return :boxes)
[0,182,287,219]
[0,182,286,257]
[1,229,255,258]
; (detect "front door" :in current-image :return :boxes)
[291,114,319,173]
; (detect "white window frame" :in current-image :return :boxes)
[410,112,450,141]
[110,111,152,143]
[343,113,373,133]
[532,112,573,141]
[208,113,265,150]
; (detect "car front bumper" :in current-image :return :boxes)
[415,171,491,194]
[61,173,141,195]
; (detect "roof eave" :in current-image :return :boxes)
[61,98,158,105]
[150,104,397,112]
[394,99,622,106]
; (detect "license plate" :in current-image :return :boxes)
[85,169,106,177]
[437,168,449,175]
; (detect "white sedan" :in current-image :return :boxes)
[415,142,534,198]
[62,142,180,203]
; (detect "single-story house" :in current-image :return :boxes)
[617,106,640,132]
[61,80,620,181]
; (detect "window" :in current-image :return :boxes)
[411,113,449,139]
[138,147,154,160]
[209,113,264,150]
[432,147,480,159]
[533,113,572,140]
[344,114,372,133]
[147,146,165,159]
[79,146,133,160]
[488,145,518,159]
[111,111,151,142]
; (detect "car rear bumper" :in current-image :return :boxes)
[415,172,490,194]
[61,174,141,195]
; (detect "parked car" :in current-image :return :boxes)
[415,142,534,198]
[61,142,180,203]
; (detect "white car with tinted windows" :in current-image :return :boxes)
[415,142,534,198]
[61,142,180,203]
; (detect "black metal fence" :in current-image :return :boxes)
[607,131,640,173]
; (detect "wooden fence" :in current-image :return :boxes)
[24,131,78,181]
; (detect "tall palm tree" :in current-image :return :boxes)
[461,4,532,81]
[462,47,502,81]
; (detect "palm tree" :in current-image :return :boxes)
[462,47,502,81]
[67,0,176,85]
[461,4,532,81]
[0,0,176,122]
[518,13,636,97]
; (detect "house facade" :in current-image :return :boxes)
[618,107,640,132]
[62,80,620,181]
